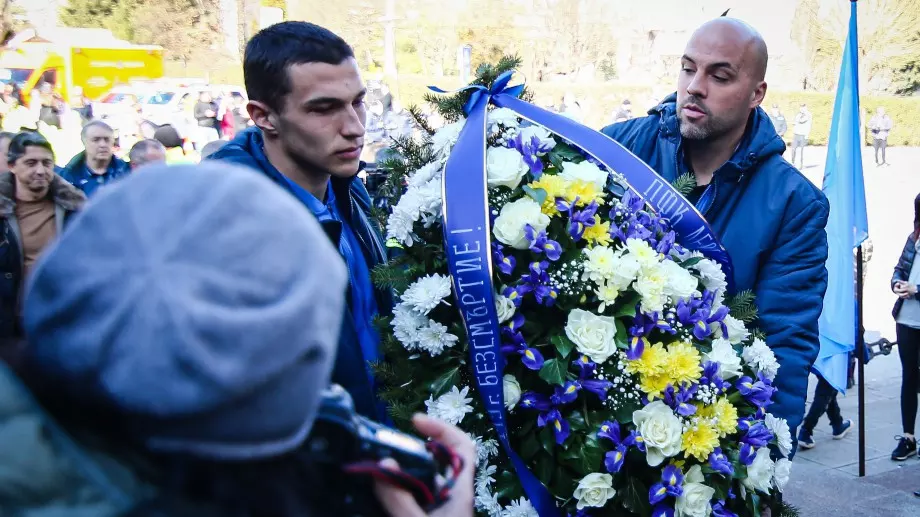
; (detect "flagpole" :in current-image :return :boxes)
[856,243,866,477]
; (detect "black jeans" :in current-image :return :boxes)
[896,324,920,434]
[802,375,843,432]
[873,138,888,164]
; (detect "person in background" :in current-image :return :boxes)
[602,18,829,444]
[613,99,632,123]
[868,106,893,167]
[232,95,251,135]
[790,103,811,169]
[193,92,219,149]
[0,132,85,339]
[128,139,167,171]
[70,86,93,123]
[796,371,852,449]
[207,21,391,422]
[890,193,920,461]
[153,124,195,164]
[200,140,228,160]
[0,132,15,173]
[769,104,787,140]
[61,120,131,196]
[0,162,474,517]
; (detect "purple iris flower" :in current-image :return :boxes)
[510,132,553,178]
[742,422,774,448]
[648,465,684,505]
[581,378,613,399]
[700,361,731,394]
[568,201,600,241]
[662,384,698,416]
[737,416,754,432]
[651,504,675,517]
[605,444,627,474]
[597,420,623,444]
[626,335,647,360]
[525,224,562,261]
[712,501,738,517]
[736,374,776,408]
[502,285,527,308]
[521,261,558,307]
[492,242,516,275]
[519,347,545,370]
[537,408,570,444]
[519,391,552,411]
[499,315,544,370]
[573,355,597,377]
[629,310,676,339]
[628,430,646,452]
[656,230,677,255]
[551,381,582,405]
[708,447,734,477]
[621,189,645,214]
[675,292,730,341]
[739,443,756,466]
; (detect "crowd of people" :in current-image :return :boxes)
[0,12,917,517]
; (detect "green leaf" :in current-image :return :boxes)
[429,367,460,397]
[746,492,762,517]
[539,358,567,385]
[671,172,697,197]
[522,185,548,206]
[622,476,652,516]
[614,403,636,425]
[550,469,576,497]
[519,433,541,459]
[535,453,556,487]
[681,256,704,268]
[615,293,641,317]
[495,470,524,500]
[727,289,759,323]
[551,335,576,359]
[538,426,556,454]
[568,411,588,432]
[615,319,628,349]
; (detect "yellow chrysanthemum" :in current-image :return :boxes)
[565,180,606,207]
[681,421,720,461]
[639,372,671,398]
[625,342,668,377]
[664,341,703,386]
[528,175,569,216]
[583,220,612,246]
[699,397,740,437]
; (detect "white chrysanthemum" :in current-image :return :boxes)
[610,252,641,291]
[386,191,423,246]
[475,463,498,494]
[742,338,780,380]
[625,238,662,269]
[583,246,618,283]
[406,161,443,188]
[391,302,427,350]
[501,498,539,517]
[765,413,793,458]
[475,490,502,516]
[488,107,520,133]
[690,254,728,303]
[773,458,792,493]
[416,320,459,356]
[635,262,667,314]
[469,435,499,466]
[743,447,775,493]
[661,258,699,303]
[415,176,443,220]
[402,274,452,315]
[425,386,474,425]
[432,119,465,157]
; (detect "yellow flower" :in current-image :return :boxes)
[528,175,569,216]
[639,372,671,398]
[565,179,606,207]
[625,342,668,377]
[681,421,720,461]
[583,220,612,246]
[699,397,739,437]
[664,341,703,387]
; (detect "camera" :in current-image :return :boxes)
[304,385,451,517]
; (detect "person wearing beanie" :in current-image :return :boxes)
[207,22,392,422]
[0,132,84,340]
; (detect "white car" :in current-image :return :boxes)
[140,85,246,134]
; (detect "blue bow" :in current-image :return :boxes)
[429,70,526,115]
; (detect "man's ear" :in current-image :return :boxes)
[247,100,279,136]
[751,81,767,109]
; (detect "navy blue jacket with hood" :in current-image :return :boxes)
[207,127,391,421]
[602,95,830,431]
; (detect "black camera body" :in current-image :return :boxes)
[305,385,441,517]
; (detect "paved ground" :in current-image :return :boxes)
[781,146,920,516]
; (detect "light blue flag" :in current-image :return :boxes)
[815,0,869,394]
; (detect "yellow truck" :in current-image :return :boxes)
[0,33,164,104]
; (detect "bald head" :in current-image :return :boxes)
[690,18,768,82]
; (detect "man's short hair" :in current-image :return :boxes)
[129,139,166,166]
[243,21,355,112]
[8,131,54,165]
[200,140,228,160]
[81,120,114,140]
[153,125,183,149]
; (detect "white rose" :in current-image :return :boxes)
[431,120,465,157]
[488,107,520,133]
[632,400,683,466]
[503,374,522,410]
[492,198,550,249]
[742,446,775,493]
[495,294,516,324]
[560,160,609,189]
[565,309,619,364]
[765,413,793,458]
[704,338,744,379]
[516,125,556,154]
[675,465,715,517]
[661,259,699,303]
[719,315,750,344]
[742,338,780,380]
[573,473,616,510]
[487,146,529,190]
[773,458,792,493]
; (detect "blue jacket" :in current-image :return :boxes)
[207,127,392,421]
[60,152,131,197]
[602,95,830,430]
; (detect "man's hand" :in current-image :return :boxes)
[895,281,917,299]
[373,414,475,517]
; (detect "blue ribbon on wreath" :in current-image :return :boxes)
[432,71,734,517]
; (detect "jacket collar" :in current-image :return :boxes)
[0,171,86,217]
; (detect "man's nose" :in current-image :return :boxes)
[342,106,366,139]
[687,73,707,98]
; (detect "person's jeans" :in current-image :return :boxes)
[873,137,888,164]
[791,134,806,168]
[802,376,843,432]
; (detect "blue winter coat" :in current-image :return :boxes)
[602,95,830,430]
[60,152,131,197]
[207,128,392,421]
